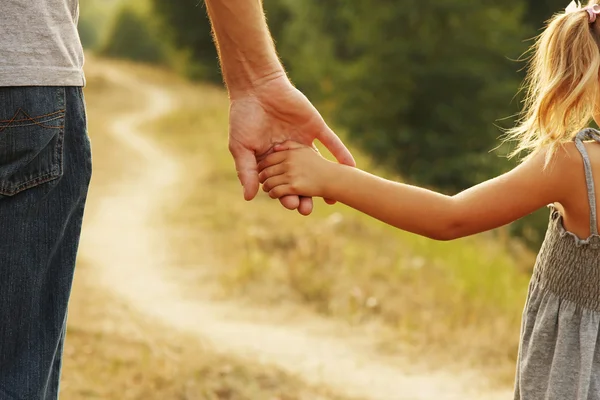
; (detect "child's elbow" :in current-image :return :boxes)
[427,229,459,241]
[426,218,465,241]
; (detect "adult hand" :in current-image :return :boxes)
[229,75,355,215]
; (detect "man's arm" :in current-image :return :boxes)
[204,0,283,97]
[205,0,355,215]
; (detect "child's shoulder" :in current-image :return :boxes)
[522,142,585,189]
[525,141,581,171]
[553,141,584,165]
[540,140,593,195]
[551,139,600,170]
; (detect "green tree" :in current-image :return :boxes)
[523,0,565,28]
[151,0,552,247]
[101,5,167,64]
[150,0,222,81]
[78,0,124,50]
[299,1,529,192]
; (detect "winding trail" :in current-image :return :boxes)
[79,63,513,400]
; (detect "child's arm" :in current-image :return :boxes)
[258,141,577,240]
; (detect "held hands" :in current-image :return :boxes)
[228,76,354,216]
[258,141,334,200]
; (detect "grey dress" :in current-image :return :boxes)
[514,129,600,400]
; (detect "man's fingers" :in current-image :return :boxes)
[298,196,314,216]
[269,190,313,217]
[230,142,260,201]
[279,195,300,210]
[319,125,356,167]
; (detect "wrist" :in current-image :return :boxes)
[226,60,288,100]
[320,162,347,200]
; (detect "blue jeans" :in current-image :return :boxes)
[0,87,92,399]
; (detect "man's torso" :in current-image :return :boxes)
[0,1,84,87]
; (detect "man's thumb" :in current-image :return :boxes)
[230,144,259,201]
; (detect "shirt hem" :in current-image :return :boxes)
[0,67,86,87]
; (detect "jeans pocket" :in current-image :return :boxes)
[0,87,65,197]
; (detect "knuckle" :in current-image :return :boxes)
[228,141,237,154]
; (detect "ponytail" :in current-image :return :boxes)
[507,1,600,163]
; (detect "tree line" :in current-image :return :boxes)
[92,0,570,247]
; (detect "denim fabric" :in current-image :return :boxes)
[0,87,92,399]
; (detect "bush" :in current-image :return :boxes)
[78,17,100,50]
[100,6,167,64]
[150,0,222,82]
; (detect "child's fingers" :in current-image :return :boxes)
[262,174,290,193]
[258,163,287,184]
[257,151,288,172]
[268,184,295,199]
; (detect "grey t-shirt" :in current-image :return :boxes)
[0,1,85,86]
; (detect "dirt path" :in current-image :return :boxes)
[79,63,513,400]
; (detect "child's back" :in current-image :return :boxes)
[515,129,600,399]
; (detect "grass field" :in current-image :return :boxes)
[60,58,357,400]
[125,61,537,385]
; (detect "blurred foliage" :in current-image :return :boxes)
[287,2,527,193]
[78,17,99,50]
[151,1,222,82]
[138,0,577,248]
[78,0,124,50]
[100,3,168,64]
[524,0,566,27]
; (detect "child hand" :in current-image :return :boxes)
[258,141,334,200]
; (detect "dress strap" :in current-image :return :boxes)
[574,128,600,236]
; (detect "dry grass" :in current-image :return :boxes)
[62,266,354,400]
[84,57,532,387]
[60,57,356,400]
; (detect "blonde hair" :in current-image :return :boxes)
[507,1,600,162]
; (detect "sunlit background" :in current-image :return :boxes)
[63,1,567,399]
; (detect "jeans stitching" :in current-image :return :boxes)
[0,109,65,123]
[0,122,64,130]
[2,114,64,124]
[0,104,66,196]
[0,115,65,129]
[0,171,61,195]
[0,109,66,134]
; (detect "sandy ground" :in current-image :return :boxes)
[78,60,513,400]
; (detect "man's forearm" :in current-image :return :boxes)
[205,0,286,97]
